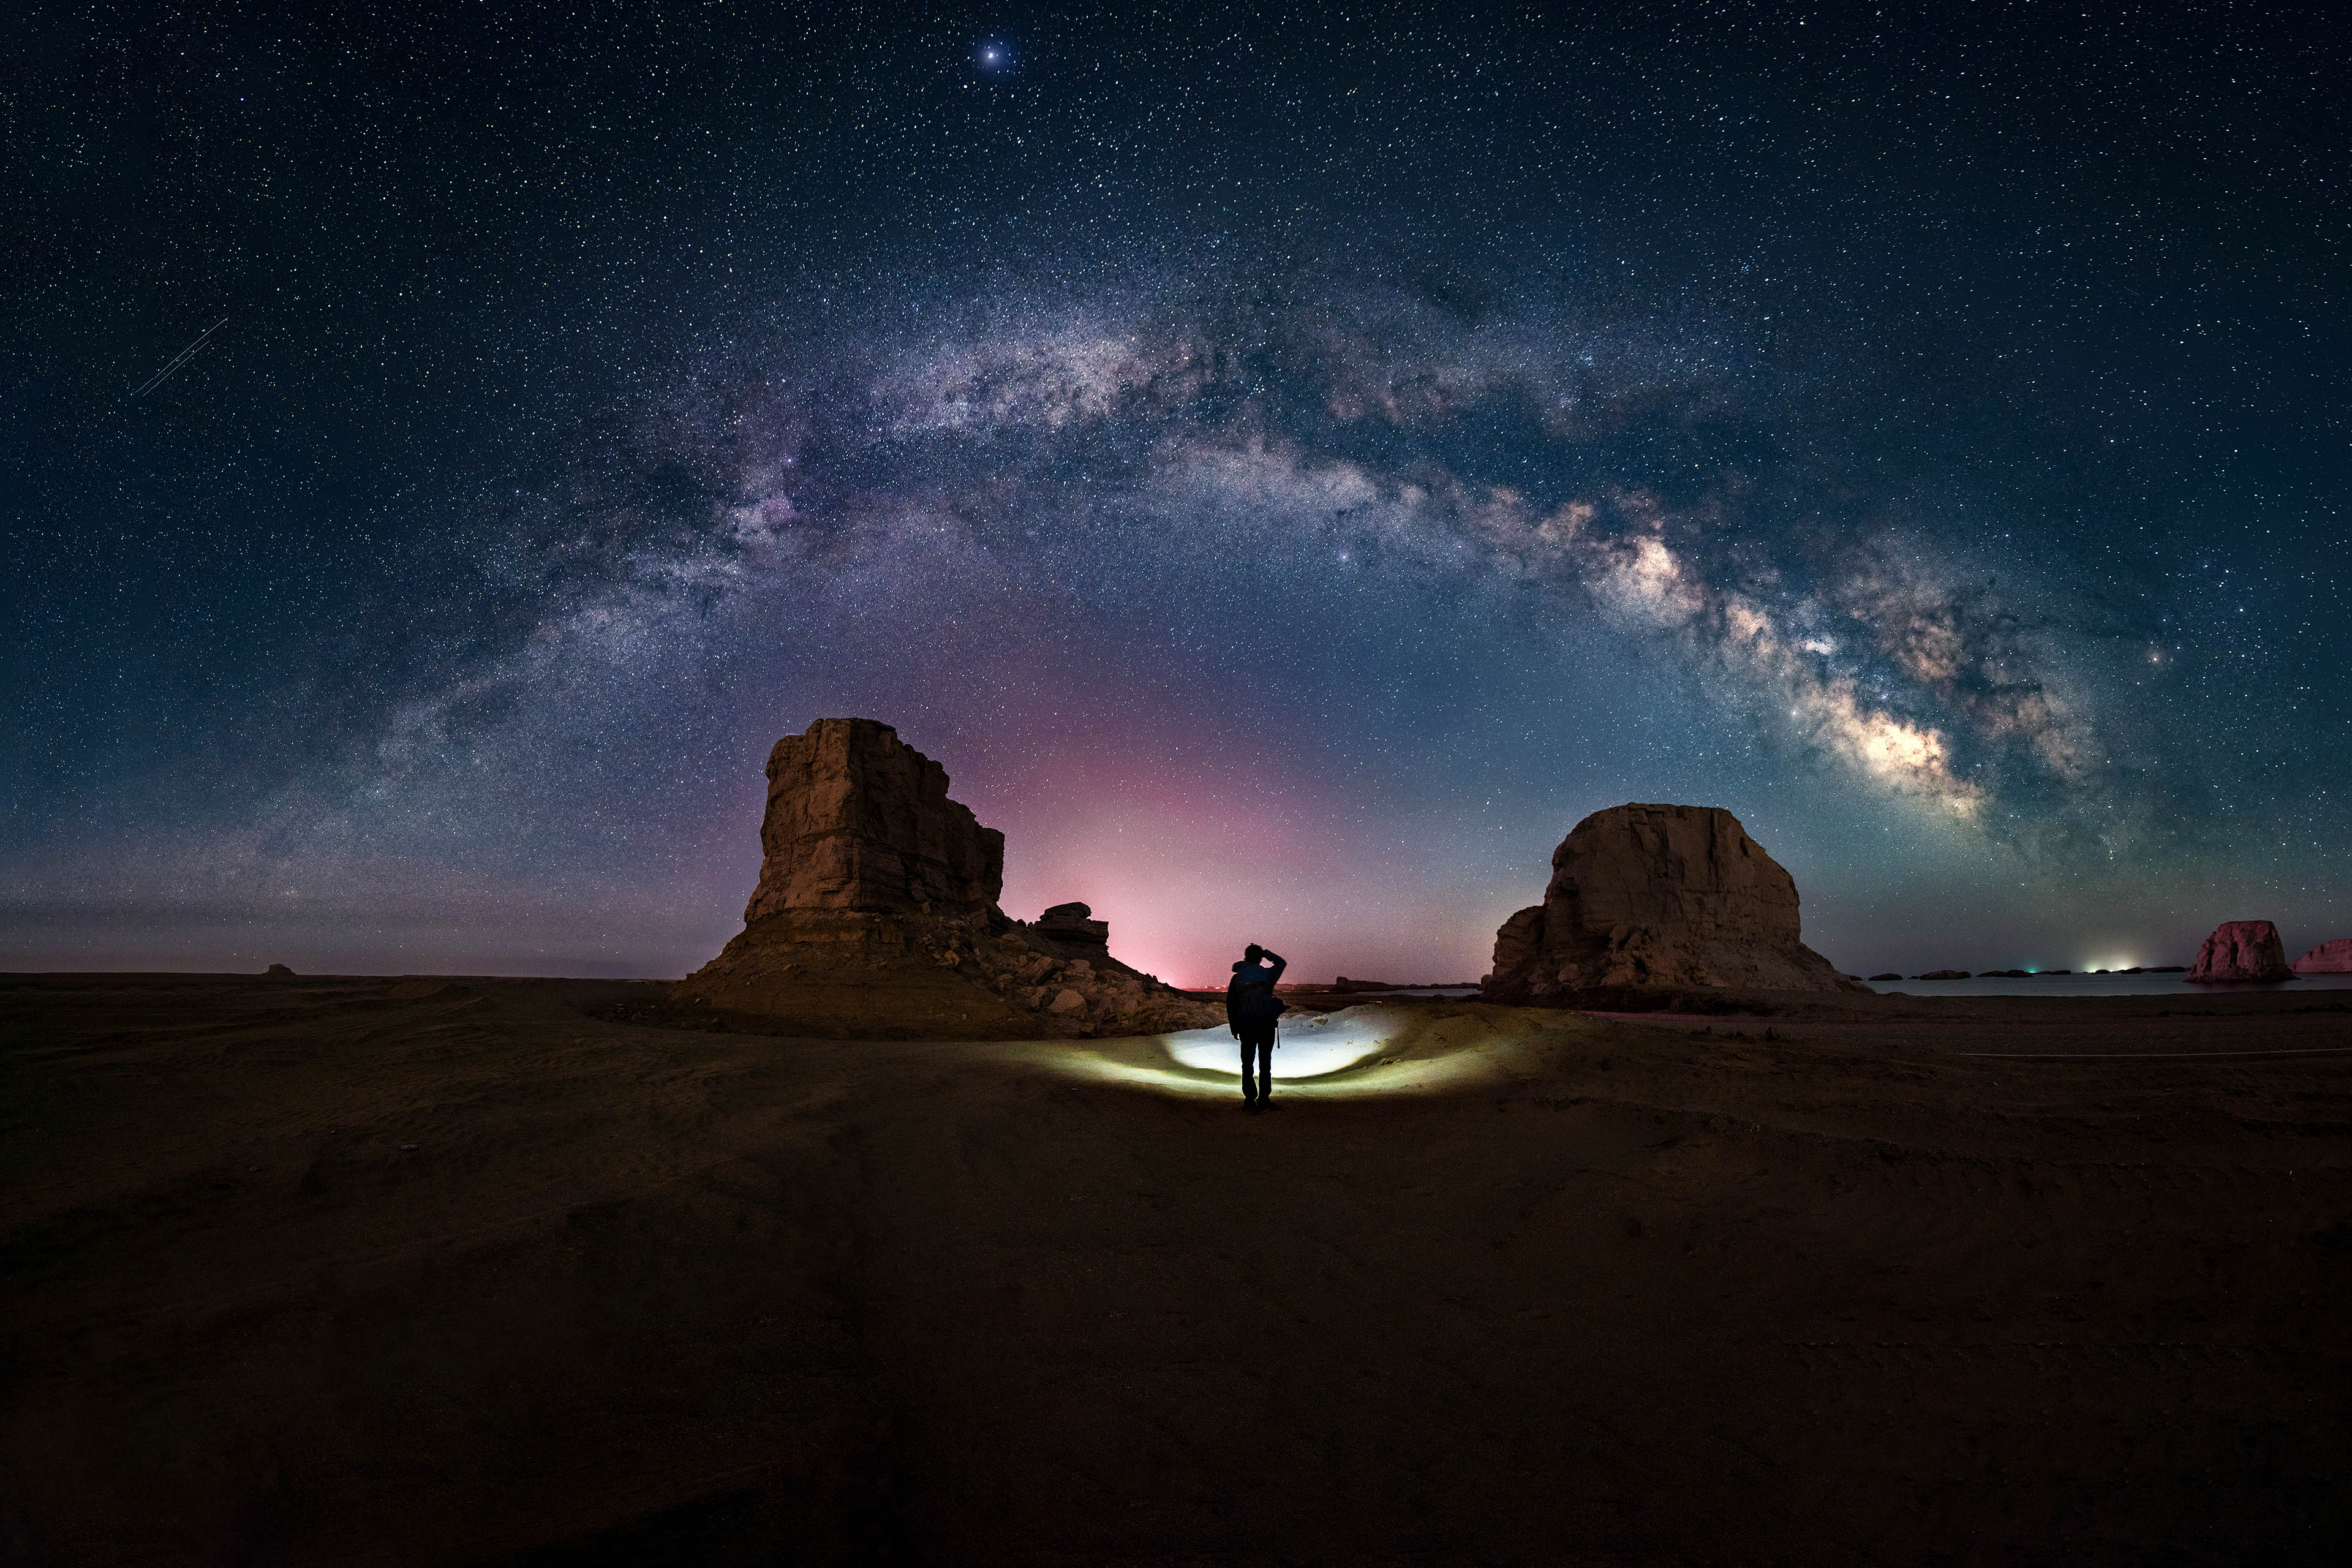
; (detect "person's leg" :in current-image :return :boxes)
[1254,1032,1275,1102]
[1238,1035,1258,1104]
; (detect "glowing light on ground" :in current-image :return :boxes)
[1161,1009,1401,1077]
[997,1003,1577,1099]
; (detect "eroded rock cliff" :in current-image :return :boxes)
[1483,803,1858,1003]
[2290,938,2352,975]
[676,719,1218,1039]
[2185,920,2293,984]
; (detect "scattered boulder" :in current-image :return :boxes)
[264,963,296,978]
[2291,938,2352,975]
[675,718,1219,1039]
[1915,970,1971,981]
[2185,920,2293,984]
[1482,804,1861,1003]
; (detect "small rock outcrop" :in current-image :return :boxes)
[1482,803,1860,1003]
[2292,938,2352,974]
[2185,920,2293,984]
[676,719,1219,1039]
[1026,902,1111,960]
[1916,970,1971,981]
[264,963,296,978]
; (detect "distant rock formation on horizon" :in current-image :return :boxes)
[2290,938,2352,975]
[1482,803,1862,1004]
[2185,920,2293,984]
[675,718,1219,1039]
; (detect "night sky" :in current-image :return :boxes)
[6,2,2346,986]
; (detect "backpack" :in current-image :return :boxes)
[1232,978,1287,1025]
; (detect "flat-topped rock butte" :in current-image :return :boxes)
[676,718,1216,1039]
[2186,918,2294,984]
[1483,802,1860,1003]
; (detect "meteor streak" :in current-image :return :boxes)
[130,317,228,398]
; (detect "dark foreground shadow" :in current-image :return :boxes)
[4,973,2349,1566]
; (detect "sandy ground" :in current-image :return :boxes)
[2,973,2348,1566]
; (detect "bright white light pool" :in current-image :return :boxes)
[1161,1009,1406,1078]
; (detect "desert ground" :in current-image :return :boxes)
[3,973,2348,1566]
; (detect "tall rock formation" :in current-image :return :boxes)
[2291,938,2352,975]
[2185,920,2293,984]
[1482,803,1858,1003]
[676,719,1218,1039]
[741,718,1003,922]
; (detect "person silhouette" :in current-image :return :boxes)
[1226,943,1287,1111]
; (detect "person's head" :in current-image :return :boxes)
[1244,943,1265,965]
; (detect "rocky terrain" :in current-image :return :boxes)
[675,719,1218,1038]
[1482,802,1862,1003]
[2186,918,2294,984]
[1025,901,1112,960]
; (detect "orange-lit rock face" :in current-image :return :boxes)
[743,717,1004,922]
[1485,803,1856,1001]
[680,718,1218,1039]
